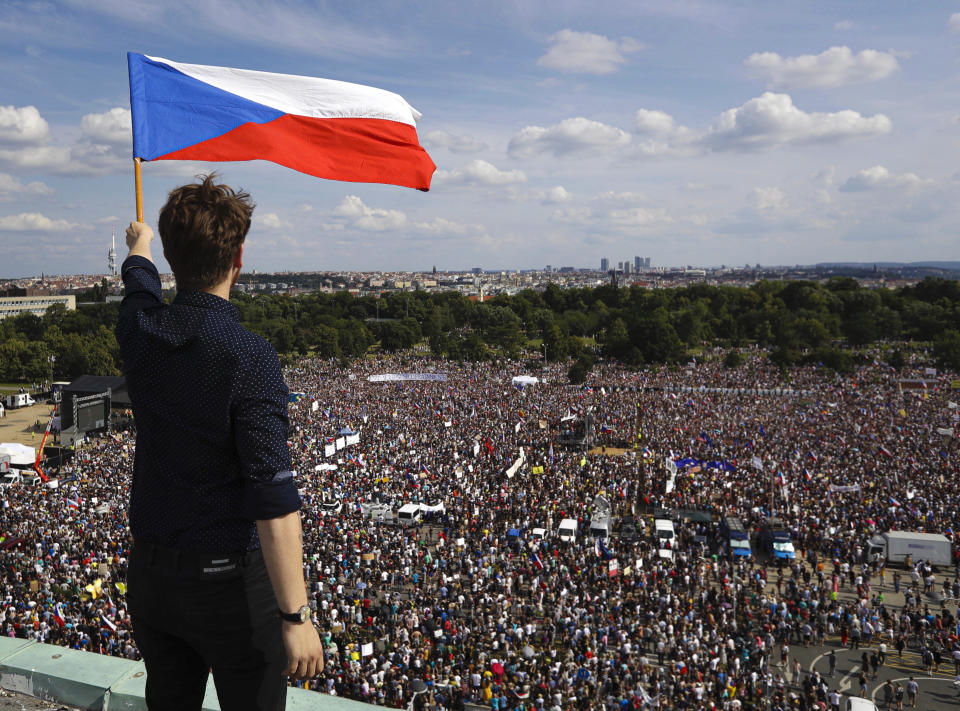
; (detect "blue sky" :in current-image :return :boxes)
[1,1,959,277]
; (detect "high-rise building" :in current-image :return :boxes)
[623,261,631,275]
[634,256,641,272]
[644,257,651,268]
[600,258,609,272]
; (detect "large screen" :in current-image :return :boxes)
[76,401,107,431]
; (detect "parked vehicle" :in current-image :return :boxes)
[3,394,34,409]
[654,518,676,561]
[397,503,422,526]
[721,516,752,559]
[558,518,578,542]
[761,517,796,560]
[866,531,951,567]
[589,514,611,538]
[617,515,638,543]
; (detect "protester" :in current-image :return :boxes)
[0,349,957,710]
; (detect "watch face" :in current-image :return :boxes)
[299,606,310,623]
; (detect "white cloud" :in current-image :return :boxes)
[606,206,673,227]
[508,117,631,158]
[254,212,292,230]
[423,130,488,154]
[81,108,131,147]
[634,109,681,137]
[538,186,572,204]
[413,216,484,236]
[752,186,789,212]
[834,20,854,31]
[333,195,407,232]
[0,173,53,201]
[628,94,890,157]
[703,93,891,152]
[744,46,900,89]
[537,29,643,75]
[0,212,76,231]
[551,197,672,230]
[950,13,960,33]
[0,105,50,146]
[0,105,129,175]
[434,159,527,187]
[839,166,933,192]
[551,206,593,224]
[592,191,648,204]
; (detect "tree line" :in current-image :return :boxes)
[1,277,959,384]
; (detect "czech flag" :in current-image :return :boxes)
[128,53,436,190]
[531,552,544,570]
[52,603,66,628]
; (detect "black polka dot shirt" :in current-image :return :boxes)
[116,255,300,552]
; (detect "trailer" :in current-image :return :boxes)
[867,531,952,567]
[3,393,34,409]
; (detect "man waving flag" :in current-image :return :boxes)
[128,53,436,191]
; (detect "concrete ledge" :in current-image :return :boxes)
[0,638,376,710]
[0,638,133,710]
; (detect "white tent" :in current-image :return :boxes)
[511,375,539,387]
[0,443,35,466]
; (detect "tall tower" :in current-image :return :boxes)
[107,227,117,276]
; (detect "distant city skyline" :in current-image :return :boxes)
[2,2,960,278]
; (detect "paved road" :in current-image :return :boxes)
[789,641,960,710]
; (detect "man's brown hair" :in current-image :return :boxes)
[158,173,254,291]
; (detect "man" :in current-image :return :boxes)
[117,174,323,710]
[905,676,918,708]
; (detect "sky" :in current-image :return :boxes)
[1,1,960,277]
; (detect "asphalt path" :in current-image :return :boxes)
[785,641,959,709]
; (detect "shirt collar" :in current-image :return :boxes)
[173,289,239,319]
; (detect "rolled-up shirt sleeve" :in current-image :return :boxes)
[233,345,301,520]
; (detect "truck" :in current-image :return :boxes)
[720,516,752,559]
[761,517,796,560]
[866,531,952,568]
[3,394,34,409]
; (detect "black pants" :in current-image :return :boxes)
[128,542,287,711]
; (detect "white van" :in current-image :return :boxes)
[589,515,611,538]
[531,527,548,541]
[558,518,578,542]
[654,518,676,561]
[845,698,878,711]
[397,503,422,526]
[4,394,34,409]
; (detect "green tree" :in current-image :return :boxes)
[933,329,960,370]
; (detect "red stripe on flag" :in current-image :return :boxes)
[154,115,436,190]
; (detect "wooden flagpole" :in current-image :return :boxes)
[134,157,144,222]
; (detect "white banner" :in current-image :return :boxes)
[367,373,447,382]
[324,444,336,458]
[346,433,360,446]
[311,400,319,412]
[335,437,346,451]
[937,427,954,436]
[829,484,860,493]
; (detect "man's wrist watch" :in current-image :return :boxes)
[278,605,311,623]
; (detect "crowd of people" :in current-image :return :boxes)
[0,348,958,710]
